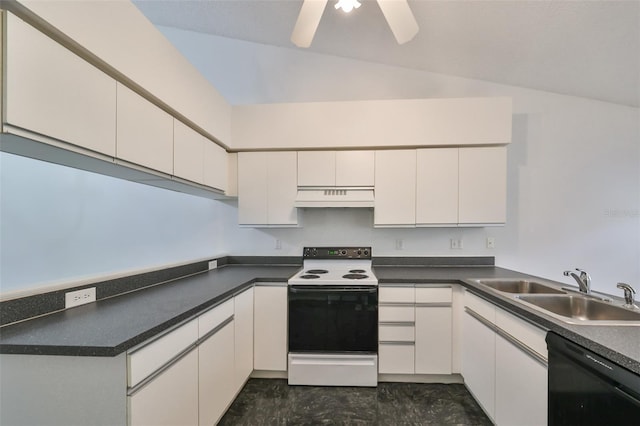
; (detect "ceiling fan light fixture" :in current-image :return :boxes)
[334,0,361,13]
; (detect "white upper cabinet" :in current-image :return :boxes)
[416,148,459,225]
[116,83,173,175]
[374,150,417,227]
[458,147,507,224]
[5,14,116,156]
[233,97,512,150]
[297,151,374,187]
[174,119,228,191]
[203,140,228,192]
[238,152,298,226]
[336,151,375,186]
[297,151,335,186]
[238,152,268,225]
[173,120,204,184]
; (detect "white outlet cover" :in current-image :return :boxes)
[65,287,96,309]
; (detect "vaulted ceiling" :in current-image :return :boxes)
[134,0,639,107]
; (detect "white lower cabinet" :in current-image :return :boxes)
[198,320,235,426]
[129,349,199,426]
[234,287,255,393]
[415,306,452,374]
[254,284,288,371]
[461,307,496,420]
[495,333,548,426]
[378,285,454,376]
[462,291,548,425]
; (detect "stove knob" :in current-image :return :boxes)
[341,250,347,256]
[363,250,369,256]
[357,250,362,256]
[312,248,318,256]
[304,248,310,256]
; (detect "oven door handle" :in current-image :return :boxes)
[289,286,378,293]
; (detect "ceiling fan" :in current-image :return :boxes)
[291,0,419,48]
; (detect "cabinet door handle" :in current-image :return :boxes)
[127,343,198,397]
[465,307,547,367]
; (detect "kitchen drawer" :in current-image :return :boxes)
[128,318,199,388]
[379,324,415,342]
[464,291,496,324]
[379,305,415,322]
[198,299,234,338]
[379,286,415,303]
[379,342,415,374]
[415,286,452,304]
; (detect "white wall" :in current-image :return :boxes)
[0,152,232,296]
[162,27,639,296]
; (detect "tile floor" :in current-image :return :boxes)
[219,379,492,425]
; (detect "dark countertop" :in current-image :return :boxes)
[0,265,300,357]
[374,265,640,375]
[1,262,639,376]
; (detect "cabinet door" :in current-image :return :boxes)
[238,152,268,225]
[374,150,416,226]
[129,349,198,426]
[254,285,287,371]
[461,311,495,421]
[416,148,458,225]
[298,151,335,186]
[458,147,507,224]
[173,120,204,184]
[495,333,547,426]
[5,14,116,156]
[267,152,298,225]
[234,287,254,392]
[116,83,173,175]
[336,151,375,186]
[203,139,227,191]
[199,321,235,426]
[415,307,452,374]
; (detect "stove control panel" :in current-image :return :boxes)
[302,247,372,260]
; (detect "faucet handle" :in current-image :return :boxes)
[617,283,637,308]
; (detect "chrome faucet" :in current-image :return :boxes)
[563,268,591,294]
[617,283,638,309]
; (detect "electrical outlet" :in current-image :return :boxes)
[275,239,282,250]
[450,239,463,249]
[65,287,96,309]
[208,260,218,270]
[487,237,496,249]
[395,239,404,250]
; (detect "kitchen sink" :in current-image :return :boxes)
[474,279,566,294]
[517,295,640,324]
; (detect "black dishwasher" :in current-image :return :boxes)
[546,332,640,425]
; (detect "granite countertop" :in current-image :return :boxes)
[1,262,639,376]
[0,265,300,357]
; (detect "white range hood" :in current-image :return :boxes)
[294,187,375,208]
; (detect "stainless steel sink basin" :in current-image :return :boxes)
[517,295,640,324]
[475,279,566,294]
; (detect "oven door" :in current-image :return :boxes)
[288,285,378,353]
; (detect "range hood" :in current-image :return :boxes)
[294,187,375,208]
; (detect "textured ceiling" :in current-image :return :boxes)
[133,0,640,107]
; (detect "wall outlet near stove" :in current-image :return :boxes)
[65,287,96,309]
[450,238,464,249]
[208,260,218,270]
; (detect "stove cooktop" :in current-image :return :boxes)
[288,246,377,286]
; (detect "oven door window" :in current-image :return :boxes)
[288,286,378,353]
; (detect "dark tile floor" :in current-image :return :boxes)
[219,379,492,425]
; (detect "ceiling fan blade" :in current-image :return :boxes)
[291,0,328,48]
[377,0,419,44]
